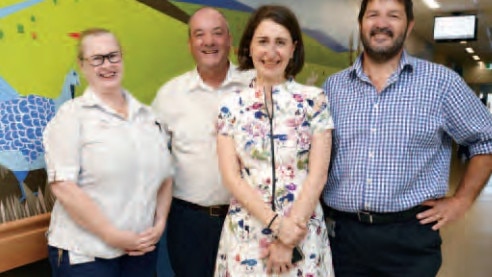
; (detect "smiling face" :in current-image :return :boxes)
[79,32,123,94]
[188,8,231,73]
[359,0,414,62]
[250,19,296,85]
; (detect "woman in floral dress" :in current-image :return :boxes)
[215,5,334,277]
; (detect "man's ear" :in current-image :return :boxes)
[406,20,415,39]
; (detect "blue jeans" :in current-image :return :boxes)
[48,245,157,277]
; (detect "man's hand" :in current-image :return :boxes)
[417,196,473,230]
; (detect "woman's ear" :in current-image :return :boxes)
[291,40,297,59]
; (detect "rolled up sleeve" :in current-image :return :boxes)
[43,102,81,183]
[443,77,492,157]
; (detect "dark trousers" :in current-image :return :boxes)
[48,245,157,277]
[328,216,442,277]
[156,228,174,277]
[166,198,226,277]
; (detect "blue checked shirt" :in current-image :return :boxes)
[323,51,492,213]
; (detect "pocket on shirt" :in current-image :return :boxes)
[406,114,442,148]
[172,125,216,154]
[82,118,123,146]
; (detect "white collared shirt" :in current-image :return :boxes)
[152,65,253,206]
[43,87,173,259]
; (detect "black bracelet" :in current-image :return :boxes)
[267,213,279,229]
[261,213,279,235]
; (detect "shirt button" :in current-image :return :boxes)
[369,151,374,158]
[367,178,372,184]
[371,128,376,133]
[365,203,371,210]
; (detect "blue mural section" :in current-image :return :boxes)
[0,0,44,19]
[303,28,349,52]
[0,69,79,201]
[0,95,55,166]
[173,0,254,12]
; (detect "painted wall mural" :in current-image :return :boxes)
[0,0,361,224]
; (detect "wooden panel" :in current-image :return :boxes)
[0,213,50,273]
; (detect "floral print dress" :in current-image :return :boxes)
[214,79,334,277]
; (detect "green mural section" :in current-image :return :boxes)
[0,0,352,223]
[173,1,350,87]
[0,0,350,103]
[0,0,195,104]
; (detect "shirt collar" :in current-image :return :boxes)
[80,86,148,119]
[188,62,251,91]
[350,50,415,80]
[249,76,296,93]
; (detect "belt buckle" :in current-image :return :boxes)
[209,206,222,217]
[357,211,373,224]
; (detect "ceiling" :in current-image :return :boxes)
[411,0,492,66]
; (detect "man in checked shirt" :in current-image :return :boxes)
[322,0,492,276]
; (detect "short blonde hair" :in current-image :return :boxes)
[77,28,121,60]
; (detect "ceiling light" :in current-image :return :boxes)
[422,0,440,9]
[465,47,475,53]
[472,55,480,61]
[460,41,467,44]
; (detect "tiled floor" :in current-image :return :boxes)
[437,156,492,277]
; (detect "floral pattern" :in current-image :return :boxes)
[214,79,334,276]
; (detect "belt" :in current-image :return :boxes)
[173,198,229,217]
[326,205,428,224]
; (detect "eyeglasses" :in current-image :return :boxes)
[82,51,122,67]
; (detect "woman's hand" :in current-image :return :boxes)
[265,241,294,275]
[104,229,149,255]
[276,216,307,248]
[126,221,166,256]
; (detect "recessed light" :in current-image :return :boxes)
[465,47,475,53]
[422,0,440,9]
[472,55,480,61]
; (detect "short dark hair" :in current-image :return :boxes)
[358,0,414,23]
[237,5,304,78]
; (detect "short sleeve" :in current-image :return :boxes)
[217,95,238,137]
[43,101,81,183]
[151,85,171,131]
[308,90,334,133]
[160,126,175,178]
[442,76,492,157]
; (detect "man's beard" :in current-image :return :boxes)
[361,26,407,62]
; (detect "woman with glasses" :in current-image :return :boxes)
[43,28,173,277]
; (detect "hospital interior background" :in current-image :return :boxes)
[0,0,491,276]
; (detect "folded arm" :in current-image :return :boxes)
[50,180,142,251]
